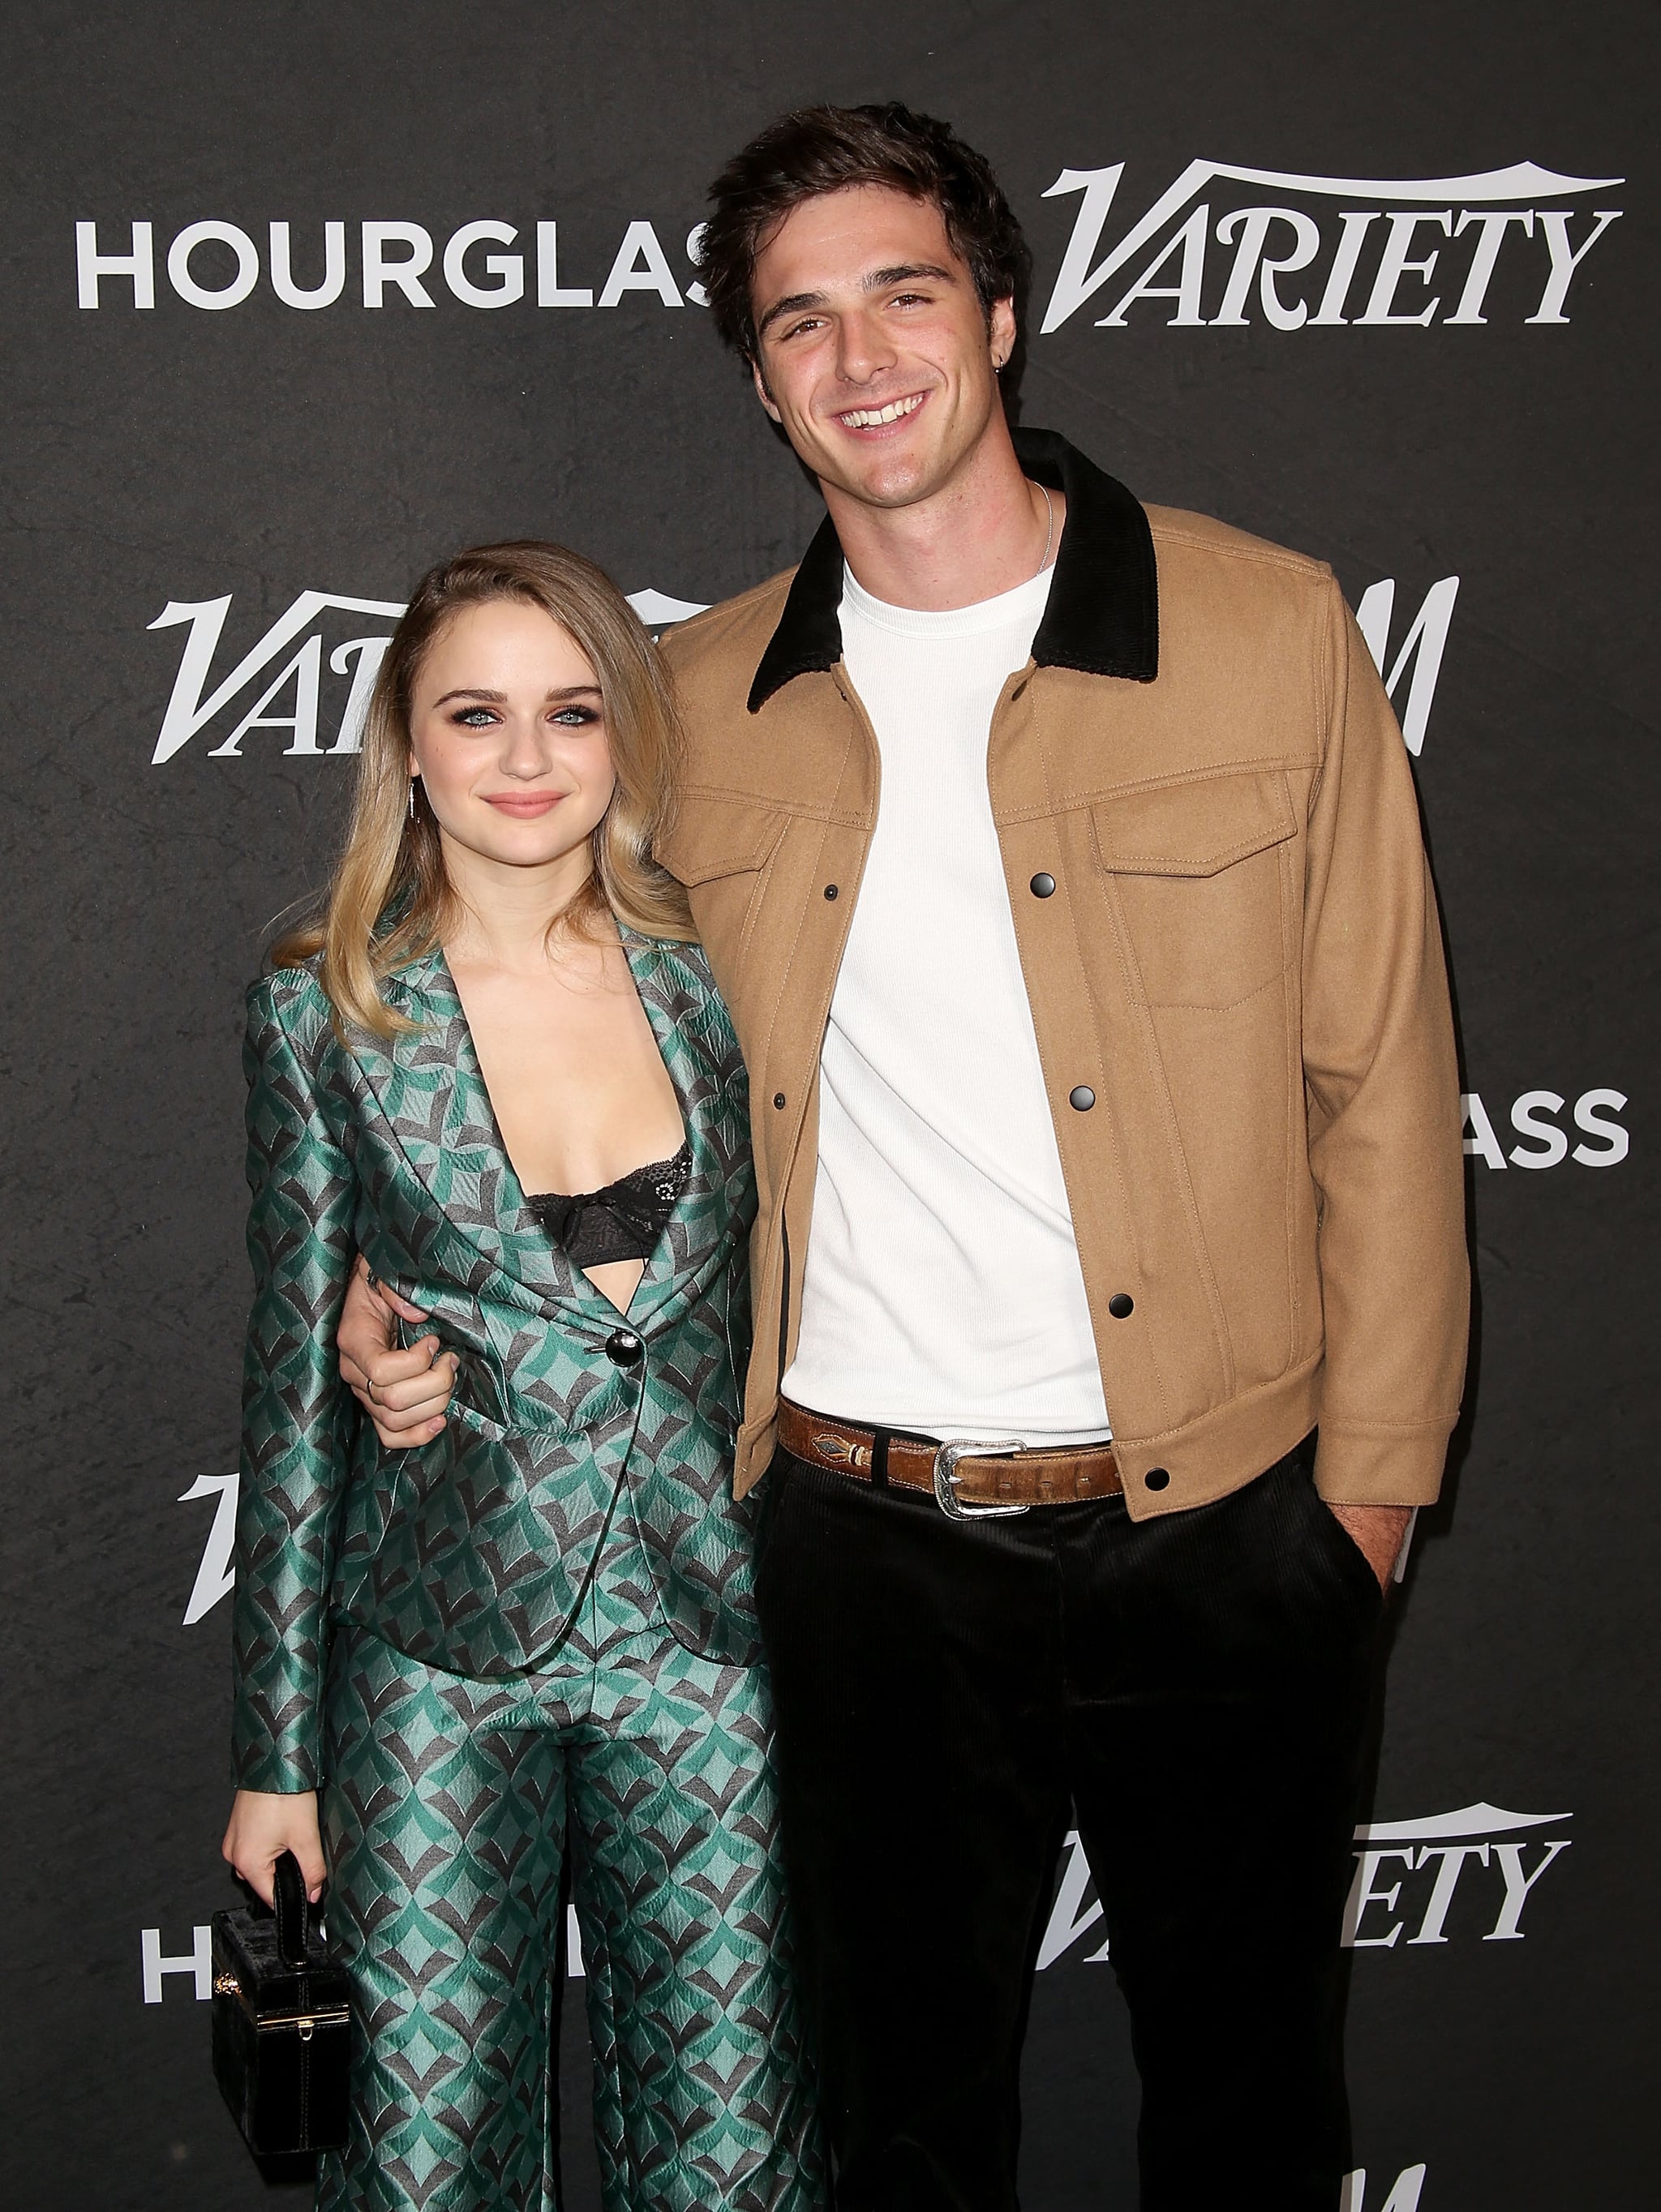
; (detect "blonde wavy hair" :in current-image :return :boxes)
[273,540,695,1035]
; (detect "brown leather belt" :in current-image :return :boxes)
[777,1400,1123,1520]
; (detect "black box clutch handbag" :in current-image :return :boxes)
[211,1849,351,2156]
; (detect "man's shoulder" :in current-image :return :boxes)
[1144,502,1333,587]
[659,568,795,700]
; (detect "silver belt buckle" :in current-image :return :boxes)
[933,1438,1030,1521]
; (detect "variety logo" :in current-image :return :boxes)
[144,575,1449,762]
[77,217,710,312]
[1039,158,1623,332]
[1345,1803,1571,1948]
[1341,2169,1427,2212]
[178,1473,237,1624]
[146,585,708,762]
[1462,1088,1629,1169]
[1039,1799,1570,1968]
[1355,575,1457,757]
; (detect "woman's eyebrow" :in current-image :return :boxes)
[428,684,603,706]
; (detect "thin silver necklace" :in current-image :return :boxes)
[1034,484,1054,579]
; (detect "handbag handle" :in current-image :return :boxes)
[271,1849,311,1970]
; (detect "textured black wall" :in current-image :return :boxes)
[3,5,1654,2206]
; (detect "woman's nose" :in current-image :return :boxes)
[500,714,553,778]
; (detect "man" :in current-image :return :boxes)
[343,104,1467,2211]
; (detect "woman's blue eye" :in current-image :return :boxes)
[552,705,600,726]
[452,707,497,727]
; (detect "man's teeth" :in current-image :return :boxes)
[840,394,925,428]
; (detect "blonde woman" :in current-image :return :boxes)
[220,543,822,2210]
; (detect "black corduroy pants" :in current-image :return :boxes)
[753,1434,1381,2212]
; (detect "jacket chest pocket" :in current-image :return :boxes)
[1092,768,1298,1009]
[656,797,791,1019]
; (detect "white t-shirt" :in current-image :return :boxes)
[781,562,1112,1445]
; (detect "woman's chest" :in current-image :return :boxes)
[459,967,684,1198]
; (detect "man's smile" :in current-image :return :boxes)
[833,391,929,432]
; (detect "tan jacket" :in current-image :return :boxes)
[659,429,1468,1516]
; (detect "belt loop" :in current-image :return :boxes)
[871,1429,891,1489]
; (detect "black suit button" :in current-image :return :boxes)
[824,883,839,900]
[606,1331,643,1368]
[1144,1467,1170,1492]
[773,1092,786,1109]
[1030,872,1056,898]
[1108,1292,1135,1318]
[1069,1086,1095,1111]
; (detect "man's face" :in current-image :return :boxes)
[748,184,1015,512]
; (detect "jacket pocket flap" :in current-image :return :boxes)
[1093,769,1297,878]
[657,796,789,885]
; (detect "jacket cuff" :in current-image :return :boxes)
[1314,1424,1451,1507]
[232,1743,322,1794]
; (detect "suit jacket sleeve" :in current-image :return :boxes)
[231,975,359,1791]
[1302,577,1470,1506]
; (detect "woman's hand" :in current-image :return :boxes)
[337,1254,456,1447]
[222,1789,327,1906]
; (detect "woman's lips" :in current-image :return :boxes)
[483,792,563,817]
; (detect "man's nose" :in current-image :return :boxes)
[835,308,899,386]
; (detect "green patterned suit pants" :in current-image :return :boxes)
[315,1498,825,2211]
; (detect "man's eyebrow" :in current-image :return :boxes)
[865,261,956,290]
[756,289,826,341]
[755,261,959,341]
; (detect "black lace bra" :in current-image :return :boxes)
[526,1141,691,1267]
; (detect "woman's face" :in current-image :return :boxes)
[407,598,616,874]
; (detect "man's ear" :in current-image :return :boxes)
[988,294,1017,371]
[750,354,783,424]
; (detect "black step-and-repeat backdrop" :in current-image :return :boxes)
[4,6,1654,2206]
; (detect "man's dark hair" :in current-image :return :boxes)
[699,103,1032,365]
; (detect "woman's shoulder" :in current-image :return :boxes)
[245,956,333,1057]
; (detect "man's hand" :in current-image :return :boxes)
[1326,1502,1413,1590]
[338,1254,456,1448]
[222,1788,327,1905]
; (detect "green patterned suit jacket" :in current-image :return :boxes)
[232,929,760,1794]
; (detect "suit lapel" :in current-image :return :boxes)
[353,932,749,1327]
[354,947,590,1318]
[620,931,752,1330]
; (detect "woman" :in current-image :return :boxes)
[221,542,822,2211]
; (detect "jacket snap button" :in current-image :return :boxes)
[773,1092,787,1109]
[606,1331,643,1368]
[1144,1467,1170,1491]
[1029,872,1056,898]
[1108,1292,1134,1318]
[1069,1086,1096,1111]
[824,884,839,900]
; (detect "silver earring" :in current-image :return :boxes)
[408,779,416,821]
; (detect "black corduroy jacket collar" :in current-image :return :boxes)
[747,427,1160,713]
